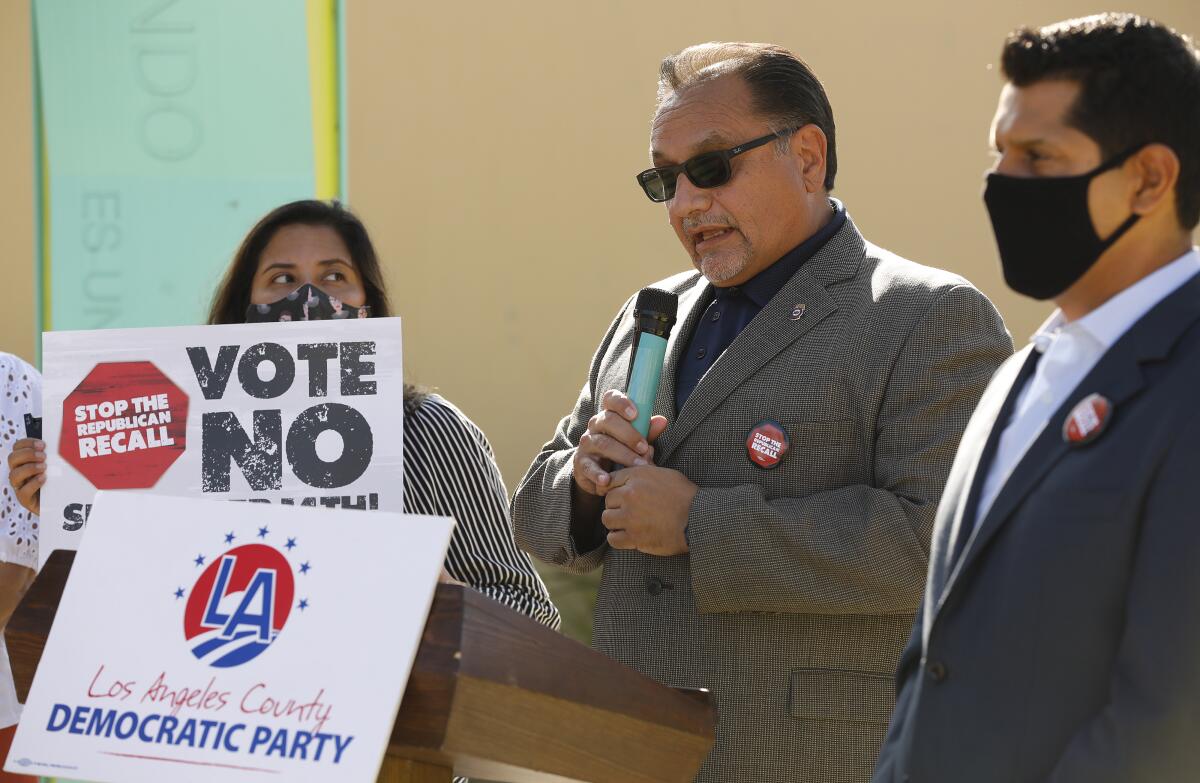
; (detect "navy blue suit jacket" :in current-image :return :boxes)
[873,271,1200,782]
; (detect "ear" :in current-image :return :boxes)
[1129,143,1180,218]
[788,124,828,194]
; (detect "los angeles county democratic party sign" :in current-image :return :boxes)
[39,318,404,567]
[8,492,454,782]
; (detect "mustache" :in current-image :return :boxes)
[682,215,737,232]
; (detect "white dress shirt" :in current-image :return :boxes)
[974,248,1200,530]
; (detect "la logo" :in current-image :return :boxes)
[203,555,277,642]
[183,542,296,668]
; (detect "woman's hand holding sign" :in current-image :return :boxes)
[7,438,46,517]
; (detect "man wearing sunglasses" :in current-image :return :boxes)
[514,42,1011,782]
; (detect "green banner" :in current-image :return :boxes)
[31,2,337,781]
[35,0,321,331]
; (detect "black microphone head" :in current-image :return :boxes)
[633,288,678,338]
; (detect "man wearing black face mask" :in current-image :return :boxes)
[872,13,1200,783]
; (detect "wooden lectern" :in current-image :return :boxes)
[8,552,716,783]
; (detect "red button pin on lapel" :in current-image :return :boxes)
[1062,393,1113,446]
[746,420,790,469]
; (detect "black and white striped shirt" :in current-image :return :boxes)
[403,393,559,630]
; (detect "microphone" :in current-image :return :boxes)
[626,288,679,437]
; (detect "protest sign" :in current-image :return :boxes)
[39,318,404,567]
[8,491,453,782]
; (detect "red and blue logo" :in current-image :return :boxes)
[179,526,310,668]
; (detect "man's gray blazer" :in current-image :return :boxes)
[512,215,1012,782]
[872,271,1200,783]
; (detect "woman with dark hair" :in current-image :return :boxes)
[8,199,560,629]
[208,199,391,325]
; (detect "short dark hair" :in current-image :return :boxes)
[1001,13,1200,229]
[657,42,838,191]
[207,199,391,325]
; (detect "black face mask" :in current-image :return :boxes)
[244,283,371,323]
[984,146,1142,300]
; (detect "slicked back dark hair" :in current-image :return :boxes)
[657,42,838,191]
[1001,13,1200,229]
[208,199,391,325]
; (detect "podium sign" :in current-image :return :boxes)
[39,318,404,568]
[6,492,453,782]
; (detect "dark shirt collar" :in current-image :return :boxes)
[722,198,847,308]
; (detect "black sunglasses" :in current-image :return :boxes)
[636,128,797,202]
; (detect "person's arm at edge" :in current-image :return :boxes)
[0,354,40,652]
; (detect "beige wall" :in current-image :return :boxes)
[346,0,1199,490]
[1,1,1196,490]
[0,0,35,362]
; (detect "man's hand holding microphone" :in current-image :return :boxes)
[571,290,697,557]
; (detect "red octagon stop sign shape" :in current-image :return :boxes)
[60,361,189,489]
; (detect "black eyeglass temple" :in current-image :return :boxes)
[729,128,797,155]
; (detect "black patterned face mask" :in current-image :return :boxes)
[244,284,371,323]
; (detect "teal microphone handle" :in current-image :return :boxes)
[623,288,678,442]
[627,332,668,437]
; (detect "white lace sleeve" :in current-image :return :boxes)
[0,353,39,571]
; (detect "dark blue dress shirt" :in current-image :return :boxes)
[674,200,846,412]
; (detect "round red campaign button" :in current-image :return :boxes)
[746,420,789,469]
[1062,393,1112,447]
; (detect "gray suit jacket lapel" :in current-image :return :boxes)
[654,217,866,465]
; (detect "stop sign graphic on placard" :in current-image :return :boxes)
[60,361,189,489]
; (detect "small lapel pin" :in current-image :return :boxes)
[789,303,806,321]
[746,420,790,469]
[1063,393,1112,446]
